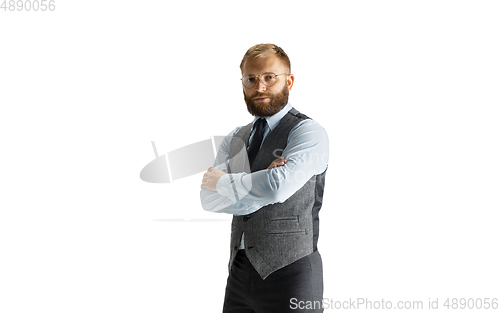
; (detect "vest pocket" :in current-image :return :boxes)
[268,229,306,235]
[267,216,302,235]
[270,216,299,222]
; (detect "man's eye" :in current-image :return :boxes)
[264,75,274,80]
[247,77,256,82]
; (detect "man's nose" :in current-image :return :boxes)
[255,79,266,92]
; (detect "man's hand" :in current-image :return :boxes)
[201,167,227,191]
[267,157,287,169]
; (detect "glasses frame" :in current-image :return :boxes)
[241,72,289,88]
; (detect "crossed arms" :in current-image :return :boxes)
[199,119,329,215]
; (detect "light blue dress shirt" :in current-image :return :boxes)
[200,103,329,248]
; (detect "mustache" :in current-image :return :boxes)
[253,93,273,99]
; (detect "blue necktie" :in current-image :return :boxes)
[247,118,266,167]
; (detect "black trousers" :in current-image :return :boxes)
[222,250,323,313]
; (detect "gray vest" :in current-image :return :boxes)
[227,108,327,279]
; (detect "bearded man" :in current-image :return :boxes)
[200,43,329,313]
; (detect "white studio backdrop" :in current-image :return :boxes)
[1,0,499,312]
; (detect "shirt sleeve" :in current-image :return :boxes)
[199,126,246,214]
[200,119,329,215]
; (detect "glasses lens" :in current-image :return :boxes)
[242,75,256,88]
[263,73,276,87]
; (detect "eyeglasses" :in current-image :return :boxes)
[241,72,288,88]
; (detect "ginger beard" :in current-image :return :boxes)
[244,83,289,117]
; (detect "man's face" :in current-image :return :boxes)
[242,55,294,117]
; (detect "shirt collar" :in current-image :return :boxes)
[251,102,292,132]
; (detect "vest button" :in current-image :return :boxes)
[233,245,238,251]
[243,215,251,222]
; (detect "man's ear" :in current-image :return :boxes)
[287,74,295,91]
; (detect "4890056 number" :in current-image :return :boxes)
[443,298,498,310]
[1,0,55,11]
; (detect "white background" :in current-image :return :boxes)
[1,0,499,312]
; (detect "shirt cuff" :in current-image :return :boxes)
[216,173,238,203]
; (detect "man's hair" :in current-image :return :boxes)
[240,43,291,73]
